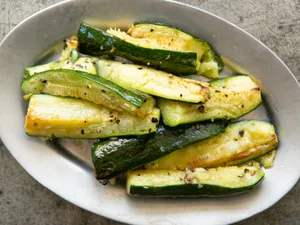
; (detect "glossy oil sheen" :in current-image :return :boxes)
[0,1,299,225]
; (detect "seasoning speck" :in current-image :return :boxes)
[151,117,158,123]
[116,119,120,124]
[180,94,183,97]
[101,90,106,93]
[81,129,85,135]
[224,94,228,98]
[150,29,154,32]
[40,79,47,83]
[138,67,143,70]
[198,105,205,113]
[244,168,250,173]
[239,130,244,137]
[215,90,221,93]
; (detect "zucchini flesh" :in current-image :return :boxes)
[25,95,160,138]
[21,69,155,117]
[127,166,264,197]
[257,150,276,168]
[60,36,78,61]
[158,75,262,126]
[25,57,97,76]
[96,59,210,103]
[127,22,223,78]
[146,121,278,170]
[92,122,225,181]
[77,23,199,75]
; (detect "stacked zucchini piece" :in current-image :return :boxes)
[22,22,278,197]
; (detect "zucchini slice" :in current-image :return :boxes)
[25,57,97,76]
[158,75,262,126]
[25,95,160,138]
[21,69,155,117]
[127,22,223,78]
[96,59,210,103]
[146,120,278,170]
[256,150,276,168]
[77,23,200,75]
[127,166,264,197]
[92,122,225,181]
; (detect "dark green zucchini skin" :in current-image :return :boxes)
[92,122,226,181]
[77,23,198,75]
[129,182,262,197]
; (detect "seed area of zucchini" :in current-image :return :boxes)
[25,95,160,139]
[96,59,210,103]
[127,166,264,197]
[21,69,155,116]
[146,120,278,170]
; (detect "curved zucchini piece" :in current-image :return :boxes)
[128,22,223,78]
[256,150,276,168]
[92,122,225,181]
[21,69,155,117]
[158,75,262,126]
[25,57,97,76]
[96,59,210,103]
[146,120,278,170]
[127,166,264,197]
[77,23,199,75]
[25,95,160,139]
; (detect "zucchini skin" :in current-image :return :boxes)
[127,166,264,197]
[92,122,225,181]
[146,120,278,170]
[158,75,262,126]
[21,69,155,116]
[25,95,160,139]
[77,23,199,75]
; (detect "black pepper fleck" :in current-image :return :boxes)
[198,105,205,113]
[84,93,87,95]
[239,130,244,137]
[150,29,154,32]
[244,168,250,173]
[180,94,183,97]
[81,129,85,135]
[40,79,47,83]
[84,121,87,123]
[138,174,140,176]
[137,67,143,70]
[215,90,221,93]
[143,98,148,103]
[241,104,244,108]
[225,94,228,98]
[116,119,120,124]
[151,117,158,123]
[110,119,113,122]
